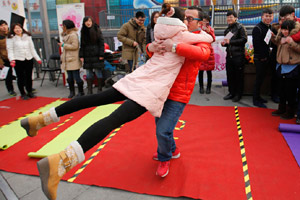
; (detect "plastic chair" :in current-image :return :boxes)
[40,53,61,87]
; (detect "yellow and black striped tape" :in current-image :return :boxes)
[174,120,186,130]
[68,126,123,182]
[0,99,61,129]
[50,116,73,131]
[234,106,253,200]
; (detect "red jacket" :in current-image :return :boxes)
[291,17,300,42]
[168,40,211,103]
[199,26,216,71]
[146,31,211,103]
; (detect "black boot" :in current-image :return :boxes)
[272,103,286,116]
[67,80,75,98]
[97,78,103,93]
[206,81,211,94]
[86,79,93,95]
[280,105,295,120]
[198,71,204,94]
[76,82,85,97]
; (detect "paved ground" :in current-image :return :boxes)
[0,76,278,200]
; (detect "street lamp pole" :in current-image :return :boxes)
[39,0,52,61]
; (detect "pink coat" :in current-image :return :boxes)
[113,17,213,117]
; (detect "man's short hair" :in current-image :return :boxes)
[135,11,145,19]
[262,8,273,15]
[187,6,204,20]
[227,10,237,18]
[0,20,8,26]
[279,5,295,17]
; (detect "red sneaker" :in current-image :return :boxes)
[156,161,170,177]
[153,147,180,161]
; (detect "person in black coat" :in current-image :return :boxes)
[221,10,247,102]
[146,11,159,45]
[79,16,105,94]
[252,8,274,108]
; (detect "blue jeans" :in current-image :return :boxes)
[86,68,103,79]
[67,70,83,84]
[155,99,186,161]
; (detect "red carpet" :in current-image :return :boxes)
[0,98,299,199]
[238,107,300,200]
[0,97,59,126]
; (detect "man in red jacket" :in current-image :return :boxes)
[279,5,300,42]
[147,6,212,177]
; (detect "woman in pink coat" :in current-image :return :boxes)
[20,5,212,200]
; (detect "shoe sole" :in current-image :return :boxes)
[153,153,180,161]
[20,118,32,137]
[37,158,51,199]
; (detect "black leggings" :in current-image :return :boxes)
[55,88,147,152]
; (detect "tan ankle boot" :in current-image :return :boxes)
[21,107,59,137]
[37,141,85,200]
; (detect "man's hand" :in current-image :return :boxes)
[99,57,104,60]
[80,58,84,63]
[223,38,230,44]
[148,40,165,54]
[133,41,138,47]
[160,39,174,52]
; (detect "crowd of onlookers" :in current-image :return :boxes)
[219,5,300,124]
[1,5,300,124]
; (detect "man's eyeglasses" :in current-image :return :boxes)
[184,16,201,22]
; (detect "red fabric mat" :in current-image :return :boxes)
[63,106,247,199]
[0,97,95,175]
[1,102,299,199]
[0,97,59,126]
[238,107,300,200]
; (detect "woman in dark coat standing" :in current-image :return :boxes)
[80,16,105,94]
[146,11,159,45]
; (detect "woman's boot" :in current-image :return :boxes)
[97,78,103,93]
[86,79,93,95]
[37,141,85,200]
[206,80,211,94]
[67,80,75,98]
[76,82,85,97]
[271,103,286,116]
[20,108,60,137]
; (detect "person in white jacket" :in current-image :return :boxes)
[20,6,212,200]
[6,23,42,100]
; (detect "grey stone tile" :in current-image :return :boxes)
[5,174,40,198]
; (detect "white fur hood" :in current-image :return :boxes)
[154,17,187,40]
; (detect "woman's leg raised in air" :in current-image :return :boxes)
[21,88,127,137]
[37,99,147,200]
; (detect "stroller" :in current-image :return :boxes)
[103,46,127,87]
